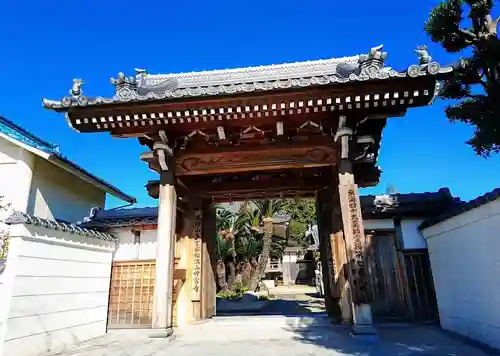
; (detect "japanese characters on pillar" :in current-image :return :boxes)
[339,184,371,304]
[336,115,372,305]
[191,209,203,301]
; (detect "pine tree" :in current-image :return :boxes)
[425,0,500,156]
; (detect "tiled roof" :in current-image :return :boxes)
[361,188,461,219]
[42,45,455,111]
[81,189,460,229]
[419,188,500,230]
[5,211,115,241]
[0,116,136,204]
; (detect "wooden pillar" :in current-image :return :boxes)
[336,119,375,335]
[315,189,338,319]
[174,206,195,326]
[201,200,217,319]
[317,187,351,323]
[331,186,352,323]
[151,169,177,337]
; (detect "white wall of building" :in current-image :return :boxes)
[27,158,106,223]
[365,218,426,250]
[0,223,115,356]
[422,198,500,351]
[0,135,107,224]
[0,137,36,215]
[364,219,394,231]
[111,228,157,261]
[400,219,426,249]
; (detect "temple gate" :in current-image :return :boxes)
[42,44,453,336]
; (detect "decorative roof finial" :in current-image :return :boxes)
[135,68,148,76]
[358,45,388,77]
[134,68,148,87]
[415,45,432,65]
[69,79,84,97]
[373,193,399,212]
[110,72,138,100]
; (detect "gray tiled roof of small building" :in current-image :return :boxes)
[6,211,115,241]
[419,188,500,230]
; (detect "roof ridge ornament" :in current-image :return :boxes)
[373,193,399,212]
[358,45,388,77]
[110,72,138,101]
[407,45,441,77]
[69,79,84,97]
[415,45,432,65]
[59,78,88,108]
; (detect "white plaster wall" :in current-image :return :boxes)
[400,219,426,249]
[364,219,394,231]
[0,135,107,223]
[27,158,106,223]
[0,224,115,356]
[422,198,500,351]
[282,251,298,264]
[111,228,157,261]
[0,137,35,214]
[364,218,425,250]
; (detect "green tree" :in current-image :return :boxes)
[425,0,500,156]
[280,198,316,248]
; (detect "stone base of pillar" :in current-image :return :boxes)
[149,327,175,339]
[351,303,377,337]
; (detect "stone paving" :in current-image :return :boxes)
[45,316,496,356]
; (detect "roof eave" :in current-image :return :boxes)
[47,154,137,204]
[41,64,455,113]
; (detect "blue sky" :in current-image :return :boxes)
[1,0,499,208]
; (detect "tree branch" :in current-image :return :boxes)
[459,28,478,40]
[484,14,499,36]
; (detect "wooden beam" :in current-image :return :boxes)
[209,190,317,203]
[175,145,337,176]
[203,177,327,196]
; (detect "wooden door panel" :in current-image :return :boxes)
[404,251,438,322]
[368,234,407,321]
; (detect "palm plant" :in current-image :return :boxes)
[248,199,284,290]
[235,232,262,286]
[215,204,251,289]
[215,235,230,291]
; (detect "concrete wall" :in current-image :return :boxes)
[110,228,157,261]
[27,158,106,223]
[422,198,500,351]
[0,224,115,356]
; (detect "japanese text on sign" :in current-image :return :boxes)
[191,210,203,301]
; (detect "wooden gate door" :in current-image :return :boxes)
[368,234,408,321]
[403,250,438,322]
[107,260,156,328]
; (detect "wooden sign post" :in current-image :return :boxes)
[191,209,203,301]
